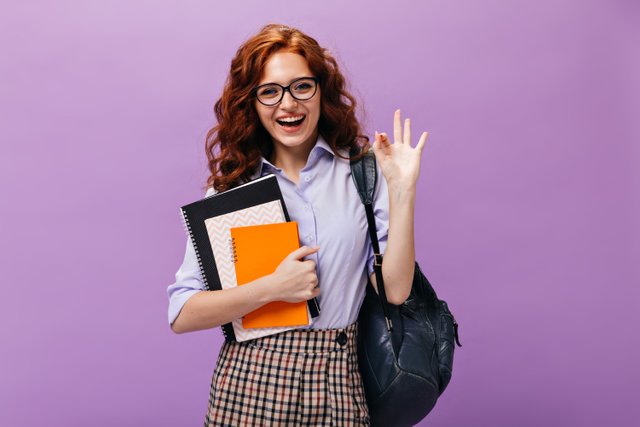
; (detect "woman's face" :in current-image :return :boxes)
[254,51,321,156]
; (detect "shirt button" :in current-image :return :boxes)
[304,176,311,182]
[306,234,313,242]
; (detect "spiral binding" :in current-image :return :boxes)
[180,208,210,290]
[229,237,238,264]
[180,208,234,342]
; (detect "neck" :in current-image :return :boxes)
[270,132,318,181]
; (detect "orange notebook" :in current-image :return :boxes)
[230,221,310,329]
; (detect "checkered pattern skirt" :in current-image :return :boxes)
[204,322,370,426]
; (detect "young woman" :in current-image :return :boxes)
[167,23,428,426]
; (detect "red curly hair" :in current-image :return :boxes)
[205,23,370,192]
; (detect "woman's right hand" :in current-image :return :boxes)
[269,246,320,303]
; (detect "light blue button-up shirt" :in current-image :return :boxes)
[167,135,389,329]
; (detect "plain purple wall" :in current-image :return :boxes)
[2,1,638,426]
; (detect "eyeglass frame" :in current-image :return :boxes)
[252,76,319,106]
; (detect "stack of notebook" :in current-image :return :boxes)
[180,174,320,342]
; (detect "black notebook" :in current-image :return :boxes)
[180,174,321,342]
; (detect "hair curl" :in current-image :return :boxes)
[205,23,370,192]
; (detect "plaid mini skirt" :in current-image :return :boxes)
[204,322,370,426]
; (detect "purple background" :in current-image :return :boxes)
[2,1,638,426]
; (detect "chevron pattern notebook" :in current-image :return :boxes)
[204,203,310,341]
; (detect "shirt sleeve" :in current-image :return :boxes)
[366,163,390,276]
[167,187,216,325]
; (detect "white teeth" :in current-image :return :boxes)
[277,115,305,123]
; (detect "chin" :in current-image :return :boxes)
[275,133,316,148]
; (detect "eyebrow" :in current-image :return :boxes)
[256,76,315,87]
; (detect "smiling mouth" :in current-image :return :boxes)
[276,115,306,127]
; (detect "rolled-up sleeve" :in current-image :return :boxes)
[167,187,215,325]
[167,237,205,325]
[366,163,389,276]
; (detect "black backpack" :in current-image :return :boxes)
[350,150,462,427]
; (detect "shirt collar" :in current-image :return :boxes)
[252,134,335,179]
[312,135,335,157]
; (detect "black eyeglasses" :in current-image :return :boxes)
[253,77,319,106]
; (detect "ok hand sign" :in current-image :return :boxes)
[372,109,428,190]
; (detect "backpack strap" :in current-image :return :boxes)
[350,150,393,332]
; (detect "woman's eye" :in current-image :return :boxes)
[259,87,278,97]
[294,83,312,91]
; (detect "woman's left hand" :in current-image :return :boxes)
[372,109,428,190]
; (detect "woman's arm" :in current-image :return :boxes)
[369,109,428,305]
[369,181,416,305]
[171,275,276,334]
[171,245,320,334]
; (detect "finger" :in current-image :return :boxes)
[404,118,411,145]
[373,132,390,157]
[416,131,429,153]
[394,109,402,143]
[372,137,384,163]
[379,132,391,147]
[303,259,317,269]
[288,245,319,260]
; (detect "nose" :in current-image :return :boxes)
[280,89,298,109]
